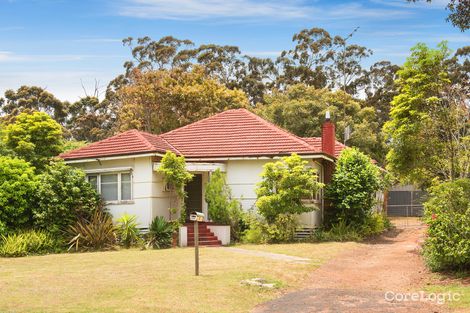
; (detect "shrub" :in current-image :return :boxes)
[0,156,38,231]
[116,214,141,248]
[0,230,58,257]
[205,169,244,241]
[146,216,173,249]
[241,211,268,244]
[256,153,323,223]
[157,151,193,222]
[33,161,101,235]
[241,212,298,244]
[310,221,363,242]
[265,214,298,243]
[361,213,390,237]
[423,179,470,271]
[67,210,116,252]
[326,148,382,227]
[4,111,64,170]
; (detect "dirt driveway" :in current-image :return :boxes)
[254,220,448,313]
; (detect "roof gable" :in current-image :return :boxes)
[59,129,175,160]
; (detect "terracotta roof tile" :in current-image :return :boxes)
[60,129,176,160]
[302,137,347,158]
[61,109,342,161]
[160,109,320,157]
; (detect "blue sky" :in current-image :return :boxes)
[0,0,468,102]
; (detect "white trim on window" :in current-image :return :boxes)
[87,171,133,204]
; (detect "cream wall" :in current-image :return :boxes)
[226,159,322,204]
[70,156,325,228]
[225,159,272,211]
[71,156,170,228]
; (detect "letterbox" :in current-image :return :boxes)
[189,211,205,222]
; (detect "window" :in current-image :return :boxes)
[88,175,98,191]
[121,173,132,200]
[86,172,133,203]
[101,174,118,201]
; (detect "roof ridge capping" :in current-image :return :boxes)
[132,129,156,151]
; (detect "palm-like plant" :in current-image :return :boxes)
[116,214,141,248]
[67,210,116,251]
[146,216,173,249]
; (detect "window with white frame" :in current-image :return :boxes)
[87,172,133,202]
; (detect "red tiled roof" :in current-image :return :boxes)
[303,137,347,158]
[61,109,342,161]
[160,109,319,157]
[59,129,176,160]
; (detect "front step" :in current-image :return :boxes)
[185,222,222,247]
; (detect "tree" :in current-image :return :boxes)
[33,161,101,235]
[384,42,470,185]
[256,153,323,223]
[157,151,193,221]
[326,148,383,227]
[235,56,278,105]
[408,1,469,31]
[0,86,68,124]
[275,27,372,96]
[116,66,249,134]
[122,36,195,72]
[256,84,387,164]
[363,61,400,127]
[0,156,38,232]
[66,96,117,142]
[3,111,64,170]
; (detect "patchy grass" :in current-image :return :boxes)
[425,284,470,310]
[236,242,359,260]
[0,242,355,313]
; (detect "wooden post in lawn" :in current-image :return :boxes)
[194,220,199,276]
[190,211,204,276]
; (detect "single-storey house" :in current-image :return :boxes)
[60,108,347,245]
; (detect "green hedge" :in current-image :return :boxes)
[423,179,470,271]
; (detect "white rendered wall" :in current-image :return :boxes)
[225,159,324,227]
[225,159,272,211]
[71,156,170,228]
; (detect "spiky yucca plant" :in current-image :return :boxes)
[116,214,141,248]
[67,210,116,251]
[146,216,173,249]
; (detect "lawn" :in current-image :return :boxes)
[425,272,470,312]
[0,242,358,313]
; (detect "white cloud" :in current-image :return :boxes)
[328,3,412,19]
[0,52,125,63]
[370,0,447,9]
[117,0,316,20]
[0,71,115,102]
[115,0,416,21]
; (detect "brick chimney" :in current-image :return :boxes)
[322,111,336,157]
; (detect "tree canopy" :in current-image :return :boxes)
[384,42,469,186]
[116,66,248,134]
[3,111,64,170]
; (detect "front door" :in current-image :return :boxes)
[185,174,203,220]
